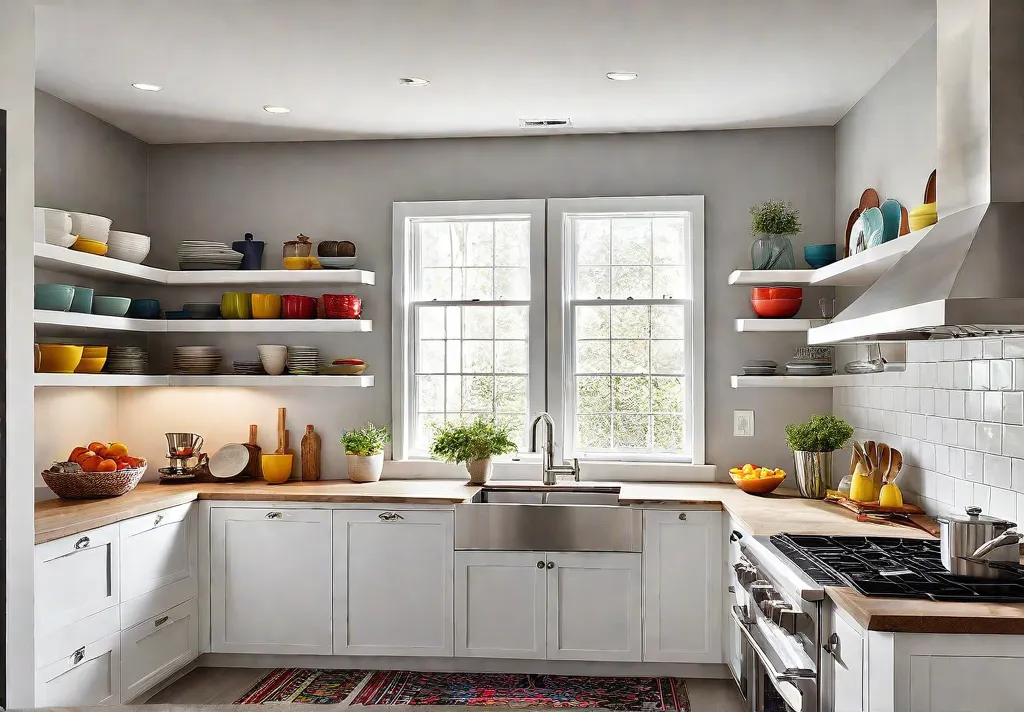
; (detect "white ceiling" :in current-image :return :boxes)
[35,0,935,145]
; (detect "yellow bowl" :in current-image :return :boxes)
[251,293,282,319]
[908,202,938,232]
[74,357,108,374]
[70,236,108,256]
[38,344,84,373]
[261,454,294,483]
[283,256,310,270]
[82,345,109,359]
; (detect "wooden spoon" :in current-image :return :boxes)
[888,448,904,483]
[864,440,877,472]
[876,443,891,492]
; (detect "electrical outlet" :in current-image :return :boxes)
[734,410,754,437]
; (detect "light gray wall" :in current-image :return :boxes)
[35,89,149,233]
[147,128,835,474]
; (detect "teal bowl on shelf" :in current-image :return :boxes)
[70,286,94,314]
[34,283,75,311]
[804,244,838,269]
[92,295,132,317]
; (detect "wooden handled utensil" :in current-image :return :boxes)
[888,448,904,483]
[242,424,262,478]
[276,407,289,455]
[863,440,877,472]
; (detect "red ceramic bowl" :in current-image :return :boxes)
[751,298,803,318]
[751,286,803,300]
[281,294,316,319]
[322,293,362,319]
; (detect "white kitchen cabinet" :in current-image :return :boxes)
[642,509,723,663]
[210,507,333,654]
[35,632,120,707]
[455,551,546,660]
[546,552,642,662]
[120,502,197,627]
[828,608,866,712]
[333,509,454,656]
[36,523,120,633]
[120,598,198,702]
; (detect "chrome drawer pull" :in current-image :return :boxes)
[379,512,404,521]
[266,512,283,519]
[154,615,170,627]
[74,536,90,550]
[72,647,85,665]
[154,514,164,526]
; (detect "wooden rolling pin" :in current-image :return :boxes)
[276,407,288,455]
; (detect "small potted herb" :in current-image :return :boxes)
[749,199,802,270]
[784,414,854,499]
[341,422,391,483]
[430,417,517,484]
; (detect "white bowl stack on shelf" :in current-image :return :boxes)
[177,241,243,271]
[105,231,151,264]
[69,212,112,243]
[34,208,77,247]
[172,346,223,375]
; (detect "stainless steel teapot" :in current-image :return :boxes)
[937,506,1022,578]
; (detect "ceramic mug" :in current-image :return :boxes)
[257,344,288,375]
[281,294,316,319]
[220,292,252,319]
[251,293,282,319]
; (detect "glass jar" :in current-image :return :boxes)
[283,233,313,259]
[751,233,796,270]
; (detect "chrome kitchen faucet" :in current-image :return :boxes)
[529,412,580,485]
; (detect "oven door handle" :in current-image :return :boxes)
[731,606,815,683]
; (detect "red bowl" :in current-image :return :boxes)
[322,293,362,319]
[281,294,316,319]
[751,297,802,318]
[751,286,803,300]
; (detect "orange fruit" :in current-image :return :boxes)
[115,458,131,470]
[69,446,88,463]
[74,449,96,465]
[96,459,117,472]
[126,456,142,468]
[80,455,103,472]
[106,442,129,459]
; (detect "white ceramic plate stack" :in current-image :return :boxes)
[69,212,112,243]
[286,346,320,375]
[35,208,76,247]
[173,346,223,375]
[784,346,834,376]
[743,359,778,376]
[104,346,149,375]
[106,231,151,264]
[177,241,244,270]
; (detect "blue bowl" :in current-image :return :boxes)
[92,295,132,317]
[804,244,838,268]
[35,284,75,311]
[127,298,161,319]
[70,286,94,314]
[164,310,190,320]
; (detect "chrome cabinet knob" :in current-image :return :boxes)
[72,647,85,665]
[266,511,282,519]
[546,561,555,569]
[74,536,90,550]
[379,511,404,521]
[537,561,545,569]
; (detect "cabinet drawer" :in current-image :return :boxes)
[36,605,120,670]
[36,524,119,632]
[121,598,198,702]
[36,632,120,707]
[120,503,197,627]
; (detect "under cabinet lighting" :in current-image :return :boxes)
[131,83,163,92]
[398,77,430,87]
[605,72,638,81]
[263,105,291,114]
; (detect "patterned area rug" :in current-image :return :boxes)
[352,671,690,710]
[235,668,366,704]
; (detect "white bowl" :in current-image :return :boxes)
[257,345,288,376]
[44,232,78,248]
[106,231,151,263]
[69,212,112,243]
[36,207,72,234]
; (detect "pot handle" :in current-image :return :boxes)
[972,531,1023,559]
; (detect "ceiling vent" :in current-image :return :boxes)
[519,118,572,129]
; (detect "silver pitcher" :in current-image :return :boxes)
[792,450,832,499]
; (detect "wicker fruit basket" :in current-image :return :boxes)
[41,460,148,499]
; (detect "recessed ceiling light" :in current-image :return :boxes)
[398,77,430,87]
[131,83,163,92]
[263,105,291,114]
[606,71,638,81]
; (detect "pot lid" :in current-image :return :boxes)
[937,505,1016,527]
[284,233,311,246]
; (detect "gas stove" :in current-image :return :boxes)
[771,534,1024,602]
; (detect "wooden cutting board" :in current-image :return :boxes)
[827,493,925,516]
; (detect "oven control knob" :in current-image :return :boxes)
[750,582,776,604]
[733,564,759,586]
[760,598,786,617]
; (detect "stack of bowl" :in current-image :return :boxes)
[173,346,223,375]
[75,346,109,374]
[34,284,75,312]
[69,212,112,256]
[106,231,151,264]
[35,208,76,247]
[750,287,803,319]
[36,344,83,373]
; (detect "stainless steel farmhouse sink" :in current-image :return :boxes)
[454,486,642,553]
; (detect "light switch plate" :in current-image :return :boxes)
[733,410,754,437]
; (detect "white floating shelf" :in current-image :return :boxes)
[34,243,375,286]
[735,318,826,332]
[732,375,860,388]
[35,310,371,333]
[728,226,933,288]
[35,374,374,388]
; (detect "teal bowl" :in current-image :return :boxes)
[35,284,75,311]
[92,295,132,317]
[804,244,838,268]
[70,286,94,314]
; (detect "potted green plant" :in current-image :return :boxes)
[784,414,854,499]
[749,199,801,270]
[430,417,517,484]
[341,422,391,483]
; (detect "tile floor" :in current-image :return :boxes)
[141,667,745,711]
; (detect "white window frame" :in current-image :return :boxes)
[392,199,547,461]
[546,196,706,465]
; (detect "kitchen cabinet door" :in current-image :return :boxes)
[546,552,642,662]
[120,598,198,702]
[333,509,454,656]
[828,609,866,712]
[455,551,546,660]
[35,632,120,707]
[120,503,197,627]
[36,523,120,633]
[210,507,333,654]
[642,509,723,663]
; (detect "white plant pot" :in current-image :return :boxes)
[466,458,493,485]
[347,453,384,483]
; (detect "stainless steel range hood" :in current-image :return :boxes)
[809,0,1024,344]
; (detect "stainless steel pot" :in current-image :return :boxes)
[937,506,1023,578]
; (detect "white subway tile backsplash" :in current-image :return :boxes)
[984,454,1012,488]
[1012,458,1024,493]
[1003,425,1024,458]
[972,360,991,390]
[1003,337,1024,358]
[906,389,921,413]
[941,417,959,446]
[943,340,963,361]
[974,483,992,510]
[962,339,984,360]
[984,339,1004,359]
[950,447,966,477]
[990,488,1017,521]
[1004,392,1024,426]
[992,360,1014,390]
[920,389,935,415]
[1018,492,1024,521]
[935,444,950,474]
[937,362,954,389]
[897,412,913,437]
[869,409,885,431]
[1015,359,1024,390]
[966,450,985,482]
[959,419,978,449]
[977,423,1002,454]
[955,479,974,508]
[879,387,894,411]
[883,410,897,433]
[954,361,973,389]
[933,389,949,417]
[966,391,984,421]
[893,387,906,412]
[920,362,938,385]
[984,391,1003,422]
[949,390,966,418]
[868,387,882,409]
[907,341,929,362]
[912,414,928,440]
[925,416,942,443]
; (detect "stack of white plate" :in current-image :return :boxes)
[35,208,77,247]
[785,346,834,376]
[69,212,112,243]
[106,231,151,264]
[785,363,835,376]
[287,346,320,375]
[173,346,223,375]
[743,359,778,376]
[105,346,148,375]
[177,241,243,270]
